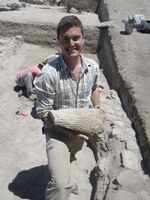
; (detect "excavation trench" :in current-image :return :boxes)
[96,1,150,175]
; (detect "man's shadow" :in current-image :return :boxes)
[8,165,50,200]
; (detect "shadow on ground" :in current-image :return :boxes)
[8,165,50,200]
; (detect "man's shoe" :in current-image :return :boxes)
[18,89,26,97]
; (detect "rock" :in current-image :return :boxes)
[34,0,45,4]
[48,0,61,6]
[0,6,12,11]
[11,3,23,10]
[126,140,140,152]
[19,0,44,5]
[107,190,139,200]
[67,0,97,13]
[94,174,110,200]
[112,127,124,137]
[115,170,150,194]
[97,157,111,174]
[120,149,140,170]
[69,7,81,14]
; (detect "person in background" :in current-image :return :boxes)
[34,15,100,200]
[15,55,58,100]
[15,63,43,100]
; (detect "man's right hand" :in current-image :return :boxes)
[77,134,89,140]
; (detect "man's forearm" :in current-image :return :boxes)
[91,88,100,108]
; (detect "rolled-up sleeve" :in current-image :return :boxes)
[34,67,56,118]
[91,62,100,92]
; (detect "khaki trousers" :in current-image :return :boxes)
[45,130,84,200]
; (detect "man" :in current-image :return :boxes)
[34,15,100,200]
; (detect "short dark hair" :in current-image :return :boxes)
[57,15,84,39]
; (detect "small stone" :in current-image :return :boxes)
[69,7,81,14]
[120,149,140,170]
[126,140,139,151]
[112,127,124,136]
[97,157,110,174]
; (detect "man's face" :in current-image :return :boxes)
[58,26,84,59]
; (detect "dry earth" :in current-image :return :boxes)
[96,0,150,172]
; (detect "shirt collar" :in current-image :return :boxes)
[59,54,91,73]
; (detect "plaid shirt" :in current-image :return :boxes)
[34,54,100,118]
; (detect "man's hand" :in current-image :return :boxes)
[59,128,89,141]
[91,88,100,108]
[77,134,89,140]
